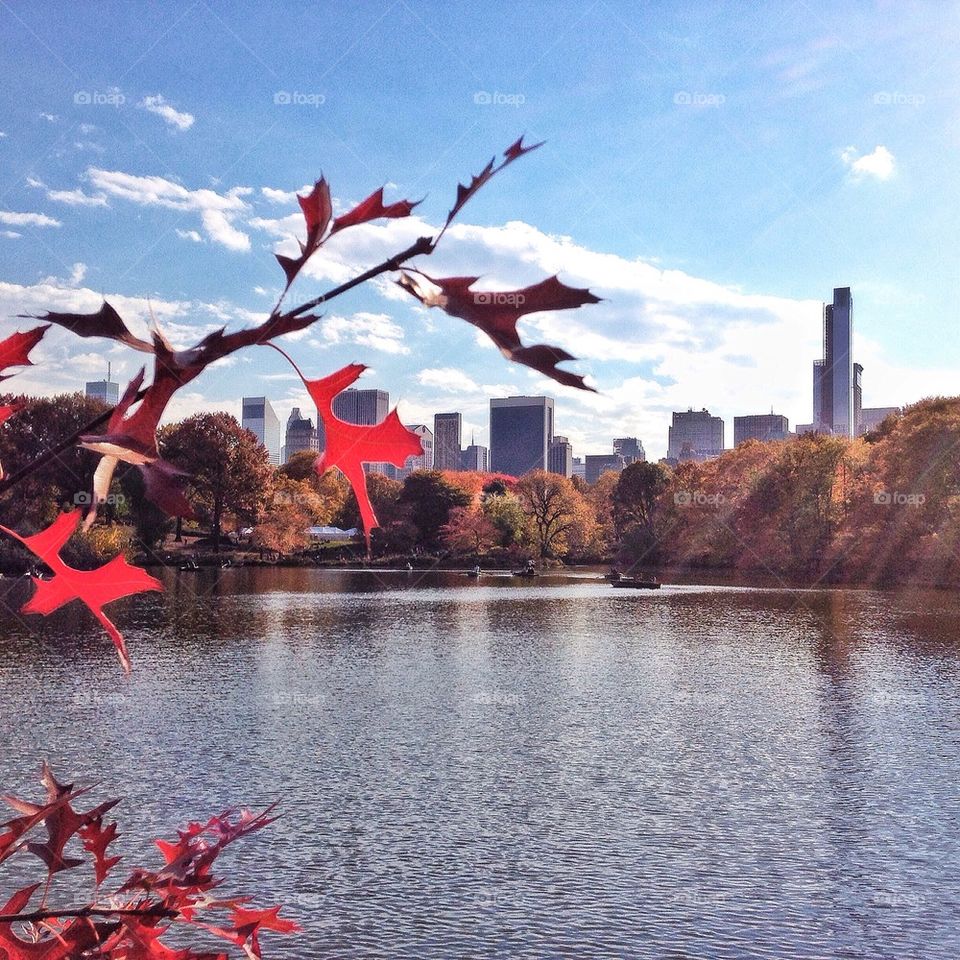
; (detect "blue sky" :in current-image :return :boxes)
[0,0,957,458]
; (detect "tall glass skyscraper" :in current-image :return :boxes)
[332,387,390,474]
[489,396,554,477]
[241,396,281,465]
[813,287,855,437]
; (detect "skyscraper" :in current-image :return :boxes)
[393,424,433,480]
[667,409,724,461]
[813,287,855,437]
[489,396,554,477]
[585,453,625,484]
[332,387,390,474]
[461,443,488,472]
[433,413,462,471]
[613,437,645,464]
[733,414,789,445]
[549,436,573,478]
[284,407,319,462]
[85,363,119,406]
[241,396,281,465]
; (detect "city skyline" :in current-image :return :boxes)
[3,4,955,461]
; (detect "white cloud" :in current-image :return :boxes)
[261,186,301,204]
[841,145,896,181]
[69,263,87,285]
[139,95,195,131]
[39,113,58,122]
[176,228,204,243]
[417,367,480,393]
[47,188,109,207]
[0,210,61,227]
[314,312,409,354]
[1,230,21,239]
[87,168,250,250]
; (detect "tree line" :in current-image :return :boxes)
[2,393,959,585]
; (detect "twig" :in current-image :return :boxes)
[0,903,177,923]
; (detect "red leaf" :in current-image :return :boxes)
[80,349,197,525]
[275,178,332,286]
[0,511,163,672]
[0,882,41,916]
[79,816,121,885]
[440,135,543,239]
[228,905,299,957]
[0,325,48,381]
[271,349,423,547]
[397,271,599,391]
[20,303,153,353]
[331,187,419,234]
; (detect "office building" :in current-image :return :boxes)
[393,424,433,480]
[859,406,901,435]
[461,443,489,472]
[549,436,573,478]
[241,396,282,465]
[813,287,855,437]
[572,457,586,480]
[489,396,554,477]
[284,407,319,462]
[585,453,625,484]
[433,413,463,471]
[734,414,790,446]
[613,437,645,464]
[85,363,119,406]
[333,386,390,474]
[667,408,725,461]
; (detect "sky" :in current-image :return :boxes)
[0,0,957,460]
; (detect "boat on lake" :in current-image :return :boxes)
[610,575,661,590]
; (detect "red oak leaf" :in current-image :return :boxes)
[0,511,163,672]
[439,135,543,240]
[331,187,420,234]
[0,325,49,381]
[275,177,332,286]
[21,302,153,353]
[271,348,423,547]
[79,815,122,885]
[396,271,599,391]
[227,905,299,958]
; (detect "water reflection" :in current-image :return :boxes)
[1,570,959,958]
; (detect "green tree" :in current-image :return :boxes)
[398,470,471,548]
[482,490,529,549]
[160,413,273,549]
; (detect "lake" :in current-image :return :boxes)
[2,568,959,958]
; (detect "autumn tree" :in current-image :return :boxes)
[440,505,498,555]
[515,469,594,560]
[160,413,273,548]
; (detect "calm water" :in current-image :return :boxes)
[1,568,960,959]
